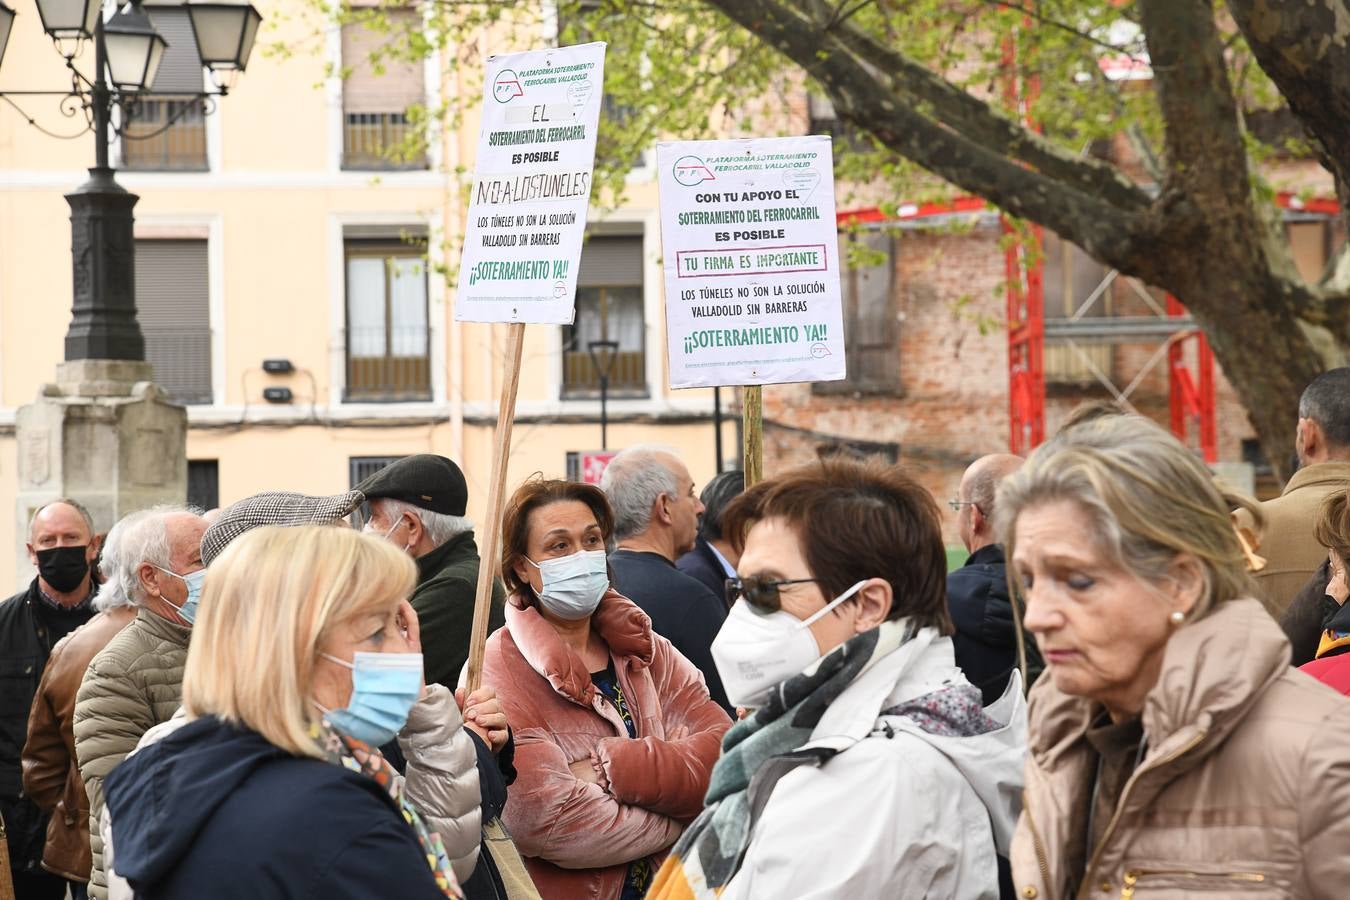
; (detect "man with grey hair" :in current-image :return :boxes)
[22,512,141,896]
[74,507,207,900]
[356,454,506,690]
[602,445,731,713]
[946,454,1041,705]
[2,499,100,899]
[1238,367,1350,616]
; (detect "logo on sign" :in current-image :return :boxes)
[492,69,524,102]
[672,155,715,186]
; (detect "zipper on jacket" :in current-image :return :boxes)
[1120,868,1266,898]
[1079,729,1208,897]
[1021,790,1053,887]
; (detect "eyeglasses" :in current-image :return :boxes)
[725,576,820,612]
[947,497,982,513]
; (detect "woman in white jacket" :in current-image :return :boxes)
[649,457,1028,900]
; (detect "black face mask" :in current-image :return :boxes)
[36,545,91,593]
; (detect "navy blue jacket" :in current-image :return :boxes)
[609,549,733,714]
[675,538,732,607]
[104,715,445,900]
[946,544,1042,706]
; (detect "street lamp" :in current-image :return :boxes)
[0,4,16,69]
[0,0,261,362]
[103,3,167,92]
[186,1,262,86]
[587,339,620,451]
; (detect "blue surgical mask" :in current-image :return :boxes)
[155,566,206,625]
[319,651,423,746]
[527,549,609,620]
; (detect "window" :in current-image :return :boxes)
[135,239,212,404]
[562,236,646,398]
[188,460,219,510]
[345,233,431,401]
[122,8,207,171]
[341,11,427,170]
[1042,231,1113,386]
[815,439,899,464]
[814,231,900,395]
[349,455,404,488]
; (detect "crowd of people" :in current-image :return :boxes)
[0,367,1349,899]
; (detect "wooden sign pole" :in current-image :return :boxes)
[742,385,763,487]
[464,322,525,692]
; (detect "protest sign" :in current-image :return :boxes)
[462,44,606,692]
[456,42,606,324]
[656,136,846,389]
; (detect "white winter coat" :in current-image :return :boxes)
[721,634,1028,900]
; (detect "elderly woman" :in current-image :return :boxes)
[1004,415,1350,898]
[480,478,731,899]
[100,526,481,899]
[651,457,1027,899]
[1299,488,1350,694]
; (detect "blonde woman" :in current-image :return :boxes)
[1003,415,1350,899]
[99,526,478,900]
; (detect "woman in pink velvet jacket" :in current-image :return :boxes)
[481,477,732,900]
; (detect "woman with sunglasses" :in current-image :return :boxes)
[480,477,732,900]
[650,456,1027,900]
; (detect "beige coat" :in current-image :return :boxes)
[1011,598,1350,899]
[1236,461,1350,616]
[73,609,191,900]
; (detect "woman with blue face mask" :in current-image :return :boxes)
[480,477,732,900]
[98,526,484,900]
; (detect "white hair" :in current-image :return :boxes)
[115,505,199,608]
[379,498,474,549]
[600,444,683,541]
[92,511,142,612]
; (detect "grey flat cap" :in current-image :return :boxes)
[201,490,364,566]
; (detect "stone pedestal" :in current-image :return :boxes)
[15,360,187,587]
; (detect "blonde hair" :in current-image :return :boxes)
[1314,487,1350,562]
[997,415,1261,620]
[182,525,417,757]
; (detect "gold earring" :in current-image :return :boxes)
[1169,610,1185,626]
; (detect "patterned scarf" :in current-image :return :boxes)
[311,721,463,898]
[647,618,919,899]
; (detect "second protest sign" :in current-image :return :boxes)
[657,135,847,388]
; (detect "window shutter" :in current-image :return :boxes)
[577,236,643,287]
[145,7,203,93]
[135,240,212,404]
[853,231,897,385]
[342,12,425,114]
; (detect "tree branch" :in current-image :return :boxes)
[1228,0,1350,193]
[789,0,1152,213]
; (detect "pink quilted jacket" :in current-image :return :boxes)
[482,590,731,900]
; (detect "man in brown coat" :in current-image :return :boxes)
[1237,367,1350,616]
[21,511,142,894]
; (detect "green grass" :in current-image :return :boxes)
[945,546,968,573]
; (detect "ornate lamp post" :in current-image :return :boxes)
[587,339,619,450]
[0,0,262,361]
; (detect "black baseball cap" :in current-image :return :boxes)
[355,455,468,517]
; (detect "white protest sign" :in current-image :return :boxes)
[455,43,606,324]
[657,136,846,388]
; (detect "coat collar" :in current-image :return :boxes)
[963,543,1006,568]
[1281,461,1350,495]
[414,530,478,582]
[135,605,193,646]
[1029,597,1288,769]
[503,589,654,706]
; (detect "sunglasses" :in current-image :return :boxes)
[725,576,820,612]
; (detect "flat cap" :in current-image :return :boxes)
[201,490,364,566]
[355,454,467,517]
